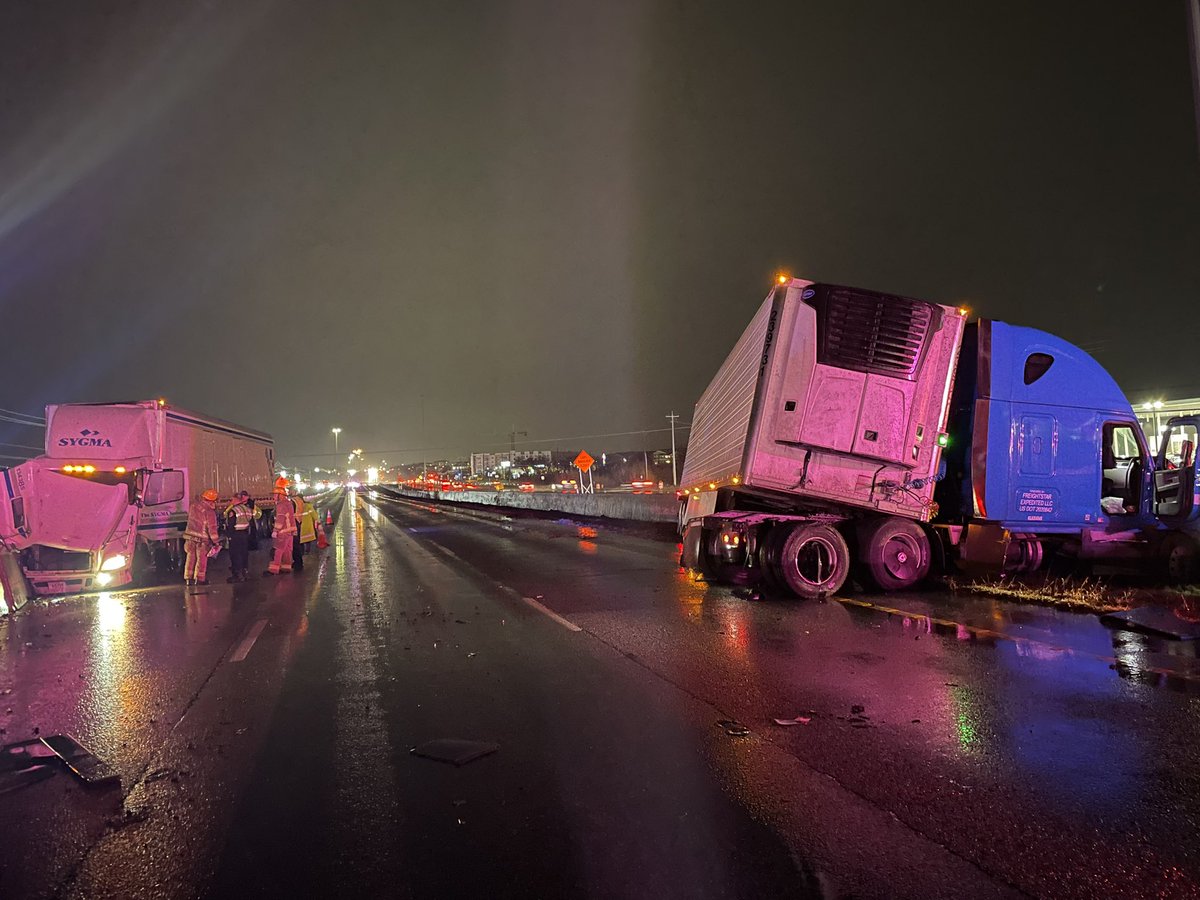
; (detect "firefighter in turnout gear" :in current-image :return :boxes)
[224,490,260,582]
[184,489,221,585]
[264,478,297,575]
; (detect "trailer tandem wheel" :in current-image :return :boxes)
[756,525,788,593]
[776,524,850,599]
[857,518,932,592]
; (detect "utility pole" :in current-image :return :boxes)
[666,411,680,485]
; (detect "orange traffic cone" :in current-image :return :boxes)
[325,510,333,526]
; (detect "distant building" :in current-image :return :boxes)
[470,449,552,476]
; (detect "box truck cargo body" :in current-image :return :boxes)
[680,279,1200,597]
[0,401,274,595]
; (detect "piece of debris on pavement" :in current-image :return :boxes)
[772,716,812,726]
[716,719,751,737]
[410,739,499,767]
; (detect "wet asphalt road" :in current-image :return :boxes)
[2,488,1200,899]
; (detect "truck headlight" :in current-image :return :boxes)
[100,554,127,572]
[95,572,114,587]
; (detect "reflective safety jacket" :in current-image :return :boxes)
[272,493,297,536]
[224,501,261,532]
[295,497,318,543]
[184,500,220,546]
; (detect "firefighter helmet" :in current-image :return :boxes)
[201,489,219,502]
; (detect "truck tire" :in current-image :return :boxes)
[757,526,786,593]
[1003,538,1043,574]
[1161,533,1199,584]
[858,518,931,592]
[777,524,850,599]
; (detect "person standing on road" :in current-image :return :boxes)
[264,478,297,575]
[245,495,260,552]
[224,490,260,583]
[183,489,221,586]
[293,493,318,571]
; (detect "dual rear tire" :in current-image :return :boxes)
[688,515,932,599]
[758,523,850,599]
[855,518,932,592]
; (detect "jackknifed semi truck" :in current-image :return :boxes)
[0,400,275,595]
[679,277,1199,598]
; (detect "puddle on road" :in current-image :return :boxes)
[838,595,1200,696]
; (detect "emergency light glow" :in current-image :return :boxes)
[114,466,126,474]
[937,433,950,447]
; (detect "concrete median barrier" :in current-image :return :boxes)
[388,488,680,523]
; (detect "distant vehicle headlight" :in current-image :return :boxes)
[100,554,127,571]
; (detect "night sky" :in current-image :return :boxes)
[2,1,1197,467]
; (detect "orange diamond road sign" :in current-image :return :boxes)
[573,451,595,472]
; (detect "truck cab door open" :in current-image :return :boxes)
[1155,417,1199,522]
[1101,422,1149,517]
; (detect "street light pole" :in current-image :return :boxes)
[666,411,680,485]
[1189,0,1200,164]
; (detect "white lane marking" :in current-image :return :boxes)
[229,618,269,662]
[363,498,585,635]
[522,596,582,632]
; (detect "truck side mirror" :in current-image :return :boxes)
[141,470,185,506]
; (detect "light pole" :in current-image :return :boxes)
[331,427,342,456]
[666,411,680,485]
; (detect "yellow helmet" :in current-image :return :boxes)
[201,489,219,502]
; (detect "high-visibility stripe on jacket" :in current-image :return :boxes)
[273,493,297,535]
[224,501,260,531]
[184,502,220,544]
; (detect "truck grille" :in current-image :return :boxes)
[20,545,92,572]
[814,286,939,380]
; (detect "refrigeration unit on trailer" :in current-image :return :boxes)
[0,400,274,595]
[678,278,1200,598]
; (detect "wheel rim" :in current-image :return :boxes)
[880,533,923,582]
[1168,542,1195,581]
[791,535,839,587]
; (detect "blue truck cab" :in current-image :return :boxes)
[937,320,1199,574]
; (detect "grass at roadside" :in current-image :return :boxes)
[946,575,1148,614]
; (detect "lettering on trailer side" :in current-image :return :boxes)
[759,308,779,380]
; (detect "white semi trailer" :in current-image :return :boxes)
[0,400,274,594]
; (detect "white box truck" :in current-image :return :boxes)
[0,400,274,594]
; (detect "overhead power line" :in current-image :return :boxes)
[284,424,693,459]
[0,406,45,423]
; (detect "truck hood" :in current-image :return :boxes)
[9,469,131,552]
